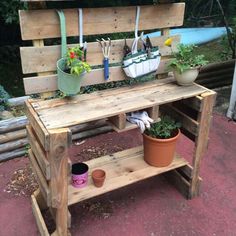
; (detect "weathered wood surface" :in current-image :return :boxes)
[0,138,28,154]
[68,146,188,205]
[0,129,26,144]
[0,116,28,133]
[8,96,30,107]
[19,4,185,40]
[190,91,216,198]
[48,129,71,235]
[26,125,51,180]
[25,100,50,150]
[23,59,171,95]
[32,78,208,129]
[29,149,51,206]
[0,148,26,162]
[20,35,179,74]
[31,193,50,236]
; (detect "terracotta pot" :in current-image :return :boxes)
[92,169,106,188]
[173,68,200,86]
[143,129,180,167]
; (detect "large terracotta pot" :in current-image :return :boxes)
[143,129,180,167]
[173,67,200,86]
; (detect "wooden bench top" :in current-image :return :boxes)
[30,77,208,130]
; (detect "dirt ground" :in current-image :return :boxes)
[1,86,236,236]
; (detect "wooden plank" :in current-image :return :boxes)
[0,116,28,134]
[37,81,208,130]
[0,138,28,154]
[32,39,55,98]
[161,104,199,136]
[48,129,71,235]
[37,81,207,130]
[25,100,50,150]
[31,193,50,236]
[190,91,216,199]
[108,114,126,130]
[0,126,26,144]
[68,146,188,205]
[26,125,51,180]
[29,149,51,206]
[0,148,26,163]
[34,188,48,211]
[23,59,172,95]
[20,35,180,74]
[19,4,185,40]
[164,168,191,199]
[180,96,203,112]
[146,105,159,121]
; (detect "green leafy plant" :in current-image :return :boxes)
[169,44,208,74]
[145,116,181,139]
[66,46,91,76]
[0,85,10,112]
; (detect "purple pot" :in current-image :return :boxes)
[71,163,89,188]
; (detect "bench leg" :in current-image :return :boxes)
[189,92,216,199]
[48,129,71,236]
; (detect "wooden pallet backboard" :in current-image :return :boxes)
[19,4,185,40]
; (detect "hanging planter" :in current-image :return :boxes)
[57,10,91,96]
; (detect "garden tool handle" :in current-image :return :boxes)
[103,58,109,81]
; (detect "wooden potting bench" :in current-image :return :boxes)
[19,1,216,235]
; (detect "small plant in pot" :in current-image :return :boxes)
[57,46,91,96]
[168,43,208,86]
[143,116,181,167]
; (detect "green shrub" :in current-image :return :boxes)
[145,116,181,139]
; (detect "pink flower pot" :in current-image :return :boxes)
[71,163,89,188]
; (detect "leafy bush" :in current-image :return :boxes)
[0,85,10,112]
[145,116,181,139]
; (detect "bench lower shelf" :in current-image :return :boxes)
[68,146,188,206]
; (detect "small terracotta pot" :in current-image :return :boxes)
[92,169,106,188]
[143,129,180,167]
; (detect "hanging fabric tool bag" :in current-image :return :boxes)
[122,6,161,79]
[56,10,85,96]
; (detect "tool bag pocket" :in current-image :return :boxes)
[122,39,161,79]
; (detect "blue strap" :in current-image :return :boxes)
[56,10,67,58]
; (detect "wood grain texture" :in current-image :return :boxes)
[25,100,50,150]
[23,59,171,95]
[20,35,180,74]
[34,79,208,130]
[19,4,185,40]
[27,125,51,180]
[0,129,26,144]
[68,146,188,205]
[108,114,126,130]
[29,149,51,206]
[190,91,216,198]
[48,129,71,235]
[31,193,50,236]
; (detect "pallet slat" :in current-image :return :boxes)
[29,149,51,206]
[26,125,51,180]
[23,59,171,95]
[19,4,185,40]
[25,100,50,150]
[31,193,50,236]
[20,35,179,74]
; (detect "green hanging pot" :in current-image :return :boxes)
[57,58,86,96]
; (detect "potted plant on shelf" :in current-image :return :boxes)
[168,43,208,86]
[143,116,181,167]
[57,46,91,96]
